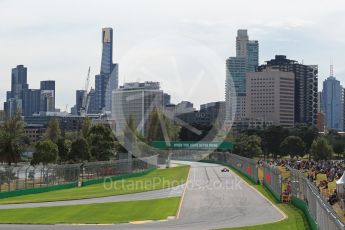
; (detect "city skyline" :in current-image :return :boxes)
[1,0,345,110]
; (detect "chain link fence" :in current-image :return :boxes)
[262,162,282,202]
[289,166,345,230]
[0,155,158,193]
[0,164,80,192]
[81,155,158,181]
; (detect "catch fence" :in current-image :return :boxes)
[262,162,282,202]
[289,166,345,230]
[202,152,259,184]
[0,155,158,193]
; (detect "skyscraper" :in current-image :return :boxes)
[95,27,119,113]
[246,69,295,127]
[322,73,343,131]
[76,90,86,115]
[40,90,55,112]
[257,55,318,126]
[112,82,163,135]
[40,80,55,98]
[4,65,28,116]
[23,89,41,117]
[225,30,259,122]
[11,65,28,100]
[4,65,58,117]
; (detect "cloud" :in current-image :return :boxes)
[1,0,345,109]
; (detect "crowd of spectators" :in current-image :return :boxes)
[263,159,344,206]
[272,159,344,182]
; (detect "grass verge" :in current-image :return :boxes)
[220,166,310,230]
[0,197,180,224]
[0,165,190,204]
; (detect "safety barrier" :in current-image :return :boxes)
[201,152,259,184]
[288,166,345,230]
[262,162,282,202]
[0,155,158,198]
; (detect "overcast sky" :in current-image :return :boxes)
[1,0,345,110]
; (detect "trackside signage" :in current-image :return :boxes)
[151,141,233,150]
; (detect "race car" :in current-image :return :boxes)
[221,168,229,172]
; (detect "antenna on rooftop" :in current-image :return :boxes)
[330,57,334,77]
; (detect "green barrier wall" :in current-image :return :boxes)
[0,182,78,199]
[82,168,156,186]
[291,197,318,230]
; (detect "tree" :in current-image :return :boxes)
[291,125,319,158]
[31,140,58,165]
[81,118,92,139]
[70,138,90,162]
[280,136,305,158]
[88,124,116,161]
[234,134,262,158]
[262,126,290,158]
[0,113,28,165]
[56,137,72,162]
[146,107,180,142]
[44,118,61,143]
[326,130,345,158]
[310,137,333,161]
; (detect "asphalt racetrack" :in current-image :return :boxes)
[0,161,285,230]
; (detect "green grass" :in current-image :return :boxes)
[0,165,190,204]
[0,197,180,224]
[220,166,310,230]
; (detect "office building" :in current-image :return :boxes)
[316,113,325,132]
[317,92,323,113]
[11,65,28,100]
[95,27,119,113]
[24,112,86,133]
[322,74,343,131]
[233,118,274,133]
[0,110,5,123]
[257,55,318,126]
[112,81,163,135]
[3,65,58,117]
[4,65,28,116]
[246,69,295,127]
[40,90,55,112]
[200,101,226,124]
[76,90,86,115]
[4,98,22,117]
[24,124,45,144]
[87,88,98,114]
[23,89,41,117]
[225,30,259,123]
[163,93,171,106]
[175,101,195,114]
[40,80,55,98]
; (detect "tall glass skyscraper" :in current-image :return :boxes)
[95,27,119,113]
[11,65,28,100]
[225,30,259,122]
[322,75,343,131]
[4,65,29,116]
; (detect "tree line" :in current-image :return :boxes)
[232,125,345,160]
[0,114,119,166]
[0,108,180,166]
